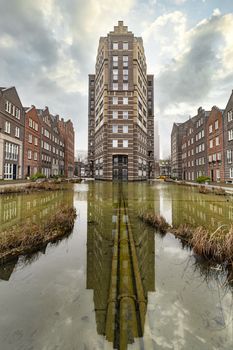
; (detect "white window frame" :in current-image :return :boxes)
[123,140,128,148]
[4,121,11,134]
[113,111,118,119]
[123,125,128,133]
[112,140,118,148]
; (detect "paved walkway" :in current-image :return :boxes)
[0,180,30,188]
[181,181,233,194]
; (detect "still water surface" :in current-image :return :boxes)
[0,182,232,349]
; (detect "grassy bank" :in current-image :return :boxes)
[0,181,68,195]
[138,212,233,274]
[0,205,76,263]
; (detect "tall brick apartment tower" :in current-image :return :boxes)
[88,21,154,181]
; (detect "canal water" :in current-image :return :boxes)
[0,182,232,349]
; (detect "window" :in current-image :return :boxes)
[5,100,11,113]
[112,125,118,133]
[123,83,128,91]
[113,97,118,105]
[113,69,118,81]
[113,42,118,50]
[123,42,128,50]
[123,125,128,133]
[215,120,219,129]
[228,110,233,122]
[123,97,128,105]
[228,129,233,141]
[209,140,213,148]
[123,56,128,67]
[113,56,118,67]
[230,168,233,178]
[123,140,128,148]
[5,142,18,161]
[34,137,38,146]
[29,118,33,127]
[28,134,32,143]
[16,108,20,119]
[112,140,118,148]
[113,83,118,90]
[34,152,38,160]
[4,163,13,179]
[28,150,32,159]
[4,121,10,134]
[209,125,213,133]
[123,111,128,119]
[113,111,118,119]
[216,136,220,146]
[15,127,20,138]
[227,150,232,163]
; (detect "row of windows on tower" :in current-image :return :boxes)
[112,56,128,67]
[112,42,129,50]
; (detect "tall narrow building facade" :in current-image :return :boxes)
[88,21,154,181]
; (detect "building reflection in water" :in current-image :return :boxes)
[170,186,233,229]
[86,182,155,349]
[0,189,74,281]
[0,190,74,232]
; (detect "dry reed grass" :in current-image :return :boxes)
[0,181,67,195]
[139,212,233,268]
[198,185,211,194]
[138,212,169,233]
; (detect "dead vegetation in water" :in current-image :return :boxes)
[138,212,233,270]
[213,187,226,196]
[138,212,169,233]
[0,181,67,195]
[0,205,76,262]
[198,185,211,194]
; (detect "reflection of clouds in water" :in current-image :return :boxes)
[150,233,233,349]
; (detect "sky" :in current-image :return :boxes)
[0,0,232,158]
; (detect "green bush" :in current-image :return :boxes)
[30,172,46,181]
[196,176,210,184]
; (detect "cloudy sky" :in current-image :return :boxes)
[0,0,232,157]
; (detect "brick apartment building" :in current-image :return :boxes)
[58,118,74,178]
[0,87,25,180]
[24,105,41,177]
[88,21,155,181]
[172,107,210,181]
[0,87,74,180]
[207,106,224,182]
[171,122,186,179]
[181,118,195,181]
[223,91,233,183]
[171,91,233,183]
[36,107,68,178]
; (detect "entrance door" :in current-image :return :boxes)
[112,155,128,181]
[13,164,17,180]
[211,169,214,182]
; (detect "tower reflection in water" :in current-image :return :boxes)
[86,182,155,349]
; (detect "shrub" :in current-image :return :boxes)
[30,172,46,181]
[196,176,210,184]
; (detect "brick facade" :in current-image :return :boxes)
[58,119,75,178]
[88,21,155,181]
[223,91,233,183]
[207,106,224,182]
[24,106,41,177]
[0,87,25,179]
